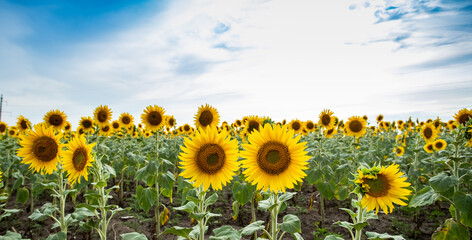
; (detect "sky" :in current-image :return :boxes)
[1,0,471,128]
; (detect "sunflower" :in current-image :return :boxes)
[393,146,404,157]
[179,127,239,191]
[432,139,447,151]
[99,124,112,137]
[355,164,411,214]
[119,113,134,128]
[79,117,94,133]
[454,108,472,126]
[8,127,18,137]
[243,116,263,134]
[62,135,96,184]
[376,114,384,122]
[111,120,121,132]
[63,121,72,132]
[16,115,31,132]
[166,115,176,128]
[319,109,335,129]
[194,104,220,129]
[141,105,166,131]
[288,119,303,134]
[17,124,63,174]
[93,105,113,128]
[43,109,68,131]
[240,123,310,193]
[424,143,434,153]
[304,120,315,132]
[234,119,242,128]
[421,123,437,143]
[344,116,367,138]
[0,121,7,134]
[324,127,337,138]
[466,125,472,147]
[363,115,368,121]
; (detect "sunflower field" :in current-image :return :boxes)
[0,105,471,240]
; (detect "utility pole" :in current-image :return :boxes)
[0,94,3,122]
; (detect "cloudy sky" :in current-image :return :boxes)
[1,0,471,128]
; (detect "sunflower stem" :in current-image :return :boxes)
[57,168,68,235]
[154,132,161,240]
[354,194,364,240]
[197,186,207,240]
[270,193,279,240]
[452,142,461,222]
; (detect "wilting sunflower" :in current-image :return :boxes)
[288,119,303,134]
[304,120,315,132]
[194,104,220,129]
[16,115,31,133]
[319,109,335,129]
[393,146,404,157]
[141,105,166,131]
[355,164,411,214]
[454,108,472,126]
[119,113,134,128]
[424,143,434,153]
[240,124,310,193]
[0,121,7,134]
[432,139,447,151]
[376,114,384,122]
[421,123,437,143]
[179,127,239,191]
[43,109,68,131]
[93,105,113,128]
[345,116,367,138]
[17,124,63,174]
[62,135,96,184]
[324,127,337,138]
[79,117,94,133]
[166,115,176,128]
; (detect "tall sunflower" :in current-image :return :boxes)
[0,121,7,135]
[141,105,166,131]
[319,109,335,129]
[43,109,68,131]
[421,123,437,143]
[454,108,472,126]
[17,124,63,174]
[93,105,113,128]
[344,116,367,138]
[17,115,31,133]
[62,135,96,184]
[79,117,94,133]
[119,112,134,128]
[179,127,239,191]
[240,124,310,193]
[288,119,303,134]
[355,164,411,214]
[194,104,220,129]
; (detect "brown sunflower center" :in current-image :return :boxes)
[423,127,432,139]
[0,124,6,133]
[435,141,443,149]
[102,126,110,132]
[247,121,259,133]
[121,116,131,124]
[349,120,363,133]
[236,120,242,126]
[292,122,301,131]
[364,174,390,197]
[20,120,28,130]
[257,141,291,175]
[82,120,93,129]
[147,111,162,126]
[327,128,334,135]
[306,122,314,130]
[199,110,213,127]
[459,113,472,125]
[196,143,225,174]
[64,124,71,131]
[377,116,383,122]
[33,136,58,162]
[427,144,433,151]
[396,148,402,154]
[49,114,63,127]
[168,118,175,127]
[9,130,15,135]
[112,122,120,129]
[72,147,88,171]
[321,114,331,126]
[97,110,108,123]
[183,125,190,131]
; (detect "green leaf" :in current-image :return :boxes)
[409,186,439,208]
[324,235,344,240]
[158,171,175,190]
[353,222,369,231]
[240,221,265,236]
[190,212,207,221]
[162,226,193,239]
[135,185,157,212]
[29,203,57,221]
[278,192,296,203]
[365,231,405,240]
[432,219,470,240]
[453,192,472,228]
[210,225,241,240]
[205,193,218,206]
[232,181,252,206]
[120,232,148,240]
[306,168,322,185]
[336,221,353,231]
[257,199,272,211]
[174,201,197,213]
[232,200,239,220]
[279,214,301,234]
[429,173,458,193]
[293,232,304,240]
[317,182,335,200]
[71,208,96,222]
[16,188,29,205]
[46,232,67,240]
[0,231,28,240]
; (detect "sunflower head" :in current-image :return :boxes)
[304,120,315,132]
[454,109,472,126]
[99,124,112,137]
[424,142,434,153]
[324,127,337,138]
[119,113,134,128]
[93,105,113,128]
[166,115,176,128]
[240,123,310,193]
[288,119,303,133]
[194,104,220,129]
[8,127,18,137]
[394,146,404,156]
[63,135,96,184]
[376,114,384,122]
[421,123,437,143]
[17,124,63,174]
[433,139,447,151]
[319,109,335,129]
[17,115,31,132]
[0,121,7,134]
[179,127,239,191]
[244,116,262,134]
[43,109,68,131]
[141,105,166,131]
[79,116,95,133]
[345,116,367,138]
[63,121,72,132]
[355,164,411,214]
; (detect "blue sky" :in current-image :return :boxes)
[1,0,471,128]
